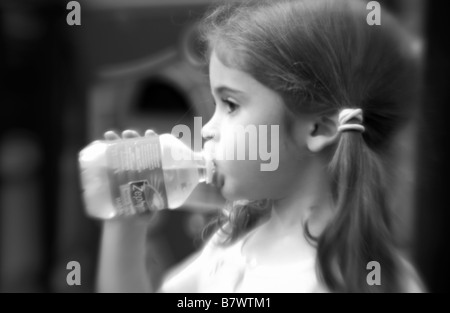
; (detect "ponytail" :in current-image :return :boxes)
[317,129,400,292]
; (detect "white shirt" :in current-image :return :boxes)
[161,230,327,293]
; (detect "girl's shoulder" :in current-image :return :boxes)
[158,229,236,293]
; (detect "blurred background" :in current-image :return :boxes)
[0,0,448,293]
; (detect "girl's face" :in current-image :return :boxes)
[202,51,312,201]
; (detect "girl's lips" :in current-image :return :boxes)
[202,147,224,188]
[211,161,224,188]
[212,170,218,186]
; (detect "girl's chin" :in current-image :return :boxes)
[218,181,249,202]
[214,172,255,201]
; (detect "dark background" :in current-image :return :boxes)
[0,0,448,293]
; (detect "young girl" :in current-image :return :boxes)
[97,0,424,293]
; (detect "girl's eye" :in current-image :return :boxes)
[222,98,239,114]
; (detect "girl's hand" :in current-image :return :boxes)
[103,129,160,226]
[104,129,157,141]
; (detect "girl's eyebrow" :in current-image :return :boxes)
[214,86,246,97]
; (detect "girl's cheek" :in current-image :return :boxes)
[220,161,266,200]
[222,159,294,201]
[216,123,270,162]
[214,124,238,161]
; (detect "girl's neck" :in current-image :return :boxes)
[269,158,334,237]
[242,159,333,265]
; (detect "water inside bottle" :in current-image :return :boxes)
[163,165,206,209]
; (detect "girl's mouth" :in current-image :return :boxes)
[211,160,224,188]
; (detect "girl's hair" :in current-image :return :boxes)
[200,0,421,292]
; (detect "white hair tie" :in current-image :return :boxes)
[337,108,365,133]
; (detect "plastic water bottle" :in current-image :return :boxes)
[78,133,214,220]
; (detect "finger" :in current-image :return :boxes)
[144,129,157,137]
[122,130,140,139]
[104,131,120,141]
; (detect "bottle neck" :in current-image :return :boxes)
[194,152,207,183]
[198,167,207,183]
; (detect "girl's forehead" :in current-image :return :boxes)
[209,51,262,96]
[210,50,287,118]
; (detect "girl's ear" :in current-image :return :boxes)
[306,114,340,153]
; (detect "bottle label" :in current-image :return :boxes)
[105,135,167,217]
